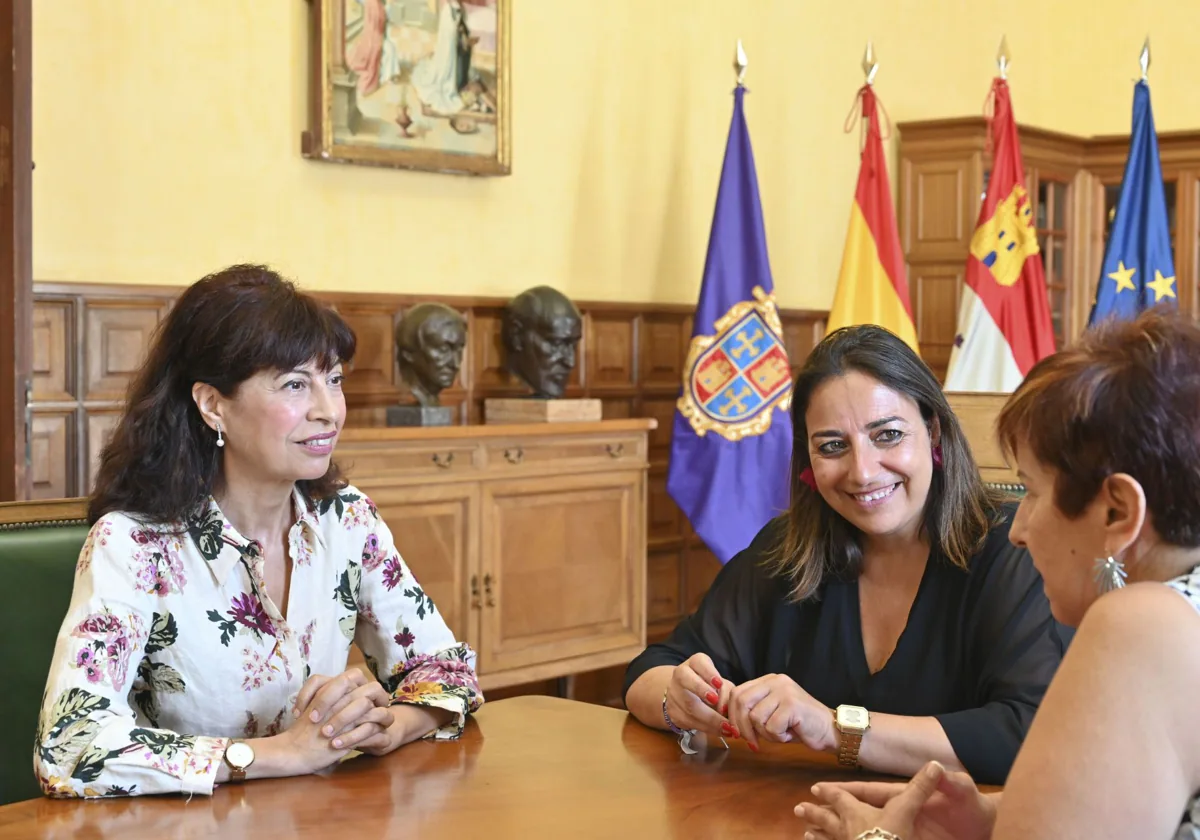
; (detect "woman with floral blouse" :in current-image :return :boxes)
[34,265,482,798]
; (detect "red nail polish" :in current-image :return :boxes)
[731,727,741,739]
[720,722,733,735]
[711,677,722,689]
[748,742,759,753]
[706,691,719,705]
[721,704,728,716]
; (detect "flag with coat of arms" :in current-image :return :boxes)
[666,84,793,565]
[943,77,1056,392]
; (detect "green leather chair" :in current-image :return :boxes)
[0,498,89,806]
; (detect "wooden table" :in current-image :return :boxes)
[0,696,894,839]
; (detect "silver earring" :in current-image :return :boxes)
[1093,555,1127,594]
[216,423,225,448]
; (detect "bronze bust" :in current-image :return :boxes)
[501,287,582,399]
[395,303,467,407]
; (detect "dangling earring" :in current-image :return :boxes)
[216,423,225,448]
[1093,555,1127,594]
[932,444,944,469]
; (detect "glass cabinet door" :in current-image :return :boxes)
[1036,178,1071,349]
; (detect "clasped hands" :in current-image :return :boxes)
[279,667,399,775]
[666,653,838,754]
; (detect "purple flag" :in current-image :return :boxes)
[667,87,793,564]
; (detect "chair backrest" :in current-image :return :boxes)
[0,498,90,805]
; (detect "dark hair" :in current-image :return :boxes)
[996,307,1200,547]
[768,325,1005,601]
[88,265,357,525]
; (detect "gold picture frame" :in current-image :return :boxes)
[302,0,511,176]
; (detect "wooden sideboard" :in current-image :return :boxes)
[339,419,654,691]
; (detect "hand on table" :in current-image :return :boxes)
[287,668,396,769]
[796,761,996,840]
[726,673,836,753]
[664,654,738,740]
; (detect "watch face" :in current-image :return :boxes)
[836,705,868,730]
[226,741,255,768]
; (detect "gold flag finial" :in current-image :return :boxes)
[1140,36,1151,81]
[862,41,879,85]
[734,39,748,86]
[997,35,1010,80]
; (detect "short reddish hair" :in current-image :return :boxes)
[997,307,1200,547]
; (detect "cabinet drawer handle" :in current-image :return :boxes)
[470,574,481,610]
[483,573,496,607]
[504,447,524,465]
[606,443,624,458]
[431,452,454,469]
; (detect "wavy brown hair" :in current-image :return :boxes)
[88,265,356,525]
[768,325,1006,601]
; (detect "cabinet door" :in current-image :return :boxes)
[359,483,480,652]
[479,470,645,679]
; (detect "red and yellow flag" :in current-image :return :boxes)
[826,85,918,351]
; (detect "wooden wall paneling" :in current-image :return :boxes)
[85,409,123,494]
[586,313,637,391]
[31,298,75,403]
[334,302,399,408]
[29,408,74,499]
[639,313,687,390]
[83,299,162,403]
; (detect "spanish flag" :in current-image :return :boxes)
[826,85,918,351]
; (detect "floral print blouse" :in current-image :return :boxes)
[34,485,482,799]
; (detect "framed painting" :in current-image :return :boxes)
[303,0,511,176]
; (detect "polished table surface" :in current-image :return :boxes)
[1,696,904,839]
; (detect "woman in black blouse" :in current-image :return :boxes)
[623,325,1068,785]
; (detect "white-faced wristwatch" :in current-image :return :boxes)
[834,704,870,767]
[224,740,255,783]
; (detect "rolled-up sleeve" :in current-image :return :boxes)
[353,501,482,739]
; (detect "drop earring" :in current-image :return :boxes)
[216,423,225,448]
[1093,555,1127,594]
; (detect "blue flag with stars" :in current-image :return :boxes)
[1089,80,1176,324]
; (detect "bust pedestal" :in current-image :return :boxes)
[484,398,603,424]
[386,405,453,427]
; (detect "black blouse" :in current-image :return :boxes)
[623,507,1070,784]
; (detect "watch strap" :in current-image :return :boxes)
[837,727,865,767]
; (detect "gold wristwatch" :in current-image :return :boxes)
[223,741,255,783]
[834,704,870,767]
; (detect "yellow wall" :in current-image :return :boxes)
[31,1,1200,310]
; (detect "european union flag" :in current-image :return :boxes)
[1089,80,1177,324]
[666,87,793,564]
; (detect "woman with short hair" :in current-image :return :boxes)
[800,307,1200,840]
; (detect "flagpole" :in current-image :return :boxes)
[1140,36,1150,81]
[734,39,747,87]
